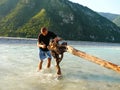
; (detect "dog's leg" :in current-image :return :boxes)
[58,54,63,62]
[51,52,61,75]
[55,59,61,75]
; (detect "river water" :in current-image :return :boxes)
[0,37,120,90]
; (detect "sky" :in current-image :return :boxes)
[69,0,120,14]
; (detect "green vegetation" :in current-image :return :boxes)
[99,12,119,21]
[99,12,120,28]
[0,0,19,19]
[0,0,120,42]
[16,9,51,38]
[113,16,120,27]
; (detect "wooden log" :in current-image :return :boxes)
[66,45,120,73]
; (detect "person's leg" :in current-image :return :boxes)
[38,60,43,71]
[46,51,52,68]
[38,49,46,71]
[47,58,51,68]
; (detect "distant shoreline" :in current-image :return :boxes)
[0,37,120,46]
[0,36,37,41]
[0,37,37,44]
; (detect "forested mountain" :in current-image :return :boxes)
[113,16,120,27]
[0,0,19,19]
[0,0,120,42]
[98,12,119,21]
[99,12,120,28]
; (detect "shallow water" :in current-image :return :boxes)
[0,38,120,90]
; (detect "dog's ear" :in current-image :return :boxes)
[53,42,58,46]
[51,39,54,43]
[61,42,67,45]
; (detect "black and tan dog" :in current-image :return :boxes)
[47,40,67,75]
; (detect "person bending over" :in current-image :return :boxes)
[37,27,61,73]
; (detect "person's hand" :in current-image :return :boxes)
[54,37,62,42]
[41,44,46,48]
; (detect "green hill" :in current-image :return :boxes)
[0,0,120,42]
[0,0,19,19]
[99,12,119,21]
[99,12,120,28]
[113,16,120,27]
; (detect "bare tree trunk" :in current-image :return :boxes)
[66,45,120,73]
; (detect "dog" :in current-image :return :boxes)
[47,40,67,75]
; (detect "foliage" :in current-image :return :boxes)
[0,0,120,42]
[113,16,120,27]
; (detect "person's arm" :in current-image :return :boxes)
[53,37,62,42]
[37,34,46,48]
[50,31,62,42]
[37,42,46,48]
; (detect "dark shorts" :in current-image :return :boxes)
[39,49,52,60]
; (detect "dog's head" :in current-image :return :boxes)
[48,40,67,54]
[47,40,58,51]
